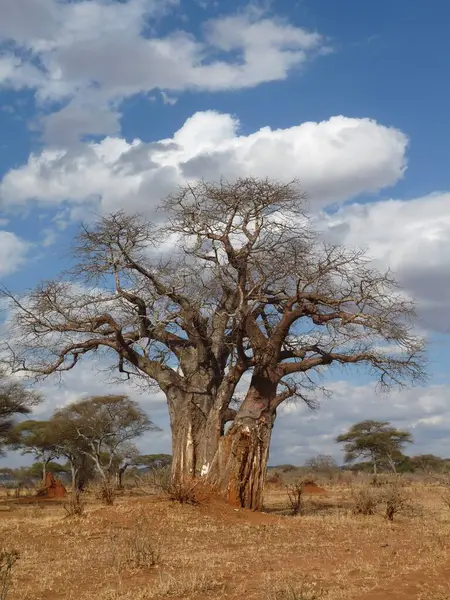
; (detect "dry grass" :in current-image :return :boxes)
[267,576,327,600]
[147,570,226,598]
[107,522,162,570]
[153,468,201,505]
[93,480,116,505]
[350,485,381,515]
[418,584,450,600]
[63,491,86,518]
[2,478,450,599]
[0,549,19,600]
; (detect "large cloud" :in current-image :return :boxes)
[0,111,408,213]
[0,0,326,143]
[0,230,31,276]
[321,193,450,333]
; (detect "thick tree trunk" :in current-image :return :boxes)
[212,417,274,510]
[168,388,221,481]
[117,464,128,489]
[208,374,277,510]
[70,462,77,492]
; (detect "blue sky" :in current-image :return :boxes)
[1,0,450,466]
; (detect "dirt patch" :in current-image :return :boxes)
[5,497,65,505]
[199,492,281,525]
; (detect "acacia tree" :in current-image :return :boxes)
[52,395,155,483]
[47,416,96,491]
[336,420,413,476]
[8,420,59,483]
[1,179,425,509]
[0,371,41,454]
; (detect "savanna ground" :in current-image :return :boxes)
[1,471,450,600]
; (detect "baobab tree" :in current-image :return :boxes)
[1,179,425,509]
[166,179,426,508]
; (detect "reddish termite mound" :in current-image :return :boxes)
[36,472,67,499]
[302,481,328,495]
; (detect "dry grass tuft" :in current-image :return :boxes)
[350,485,381,515]
[108,524,162,570]
[382,484,414,521]
[0,549,20,600]
[148,570,226,598]
[94,480,116,506]
[418,583,450,599]
[267,577,327,600]
[63,492,86,518]
[154,468,202,505]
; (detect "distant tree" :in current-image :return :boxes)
[48,414,97,491]
[336,420,413,476]
[0,371,41,454]
[8,420,59,482]
[0,467,14,481]
[26,461,68,480]
[409,454,450,474]
[52,395,157,484]
[136,454,172,469]
[304,454,339,476]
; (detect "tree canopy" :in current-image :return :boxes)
[8,419,58,481]
[52,395,157,481]
[336,420,413,475]
[0,371,41,455]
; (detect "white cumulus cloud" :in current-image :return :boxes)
[272,380,450,464]
[321,193,450,332]
[0,111,408,213]
[0,0,327,143]
[0,231,31,276]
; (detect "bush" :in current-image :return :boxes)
[304,455,338,478]
[154,468,200,505]
[95,480,115,506]
[433,476,450,510]
[63,491,86,518]
[382,484,412,521]
[267,472,283,485]
[0,549,19,600]
[286,481,305,516]
[108,524,162,571]
[351,485,381,515]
